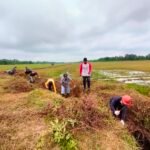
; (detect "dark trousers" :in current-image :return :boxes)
[82,76,90,90]
[48,82,53,91]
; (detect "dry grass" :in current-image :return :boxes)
[0,93,47,150]
[0,63,150,149]
[3,76,33,93]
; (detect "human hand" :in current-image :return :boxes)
[114,110,120,116]
[120,120,125,126]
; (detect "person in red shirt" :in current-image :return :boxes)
[80,57,92,91]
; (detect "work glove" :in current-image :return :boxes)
[114,110,120,116]
[120,120,125,126]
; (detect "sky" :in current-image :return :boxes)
[0,0,150,62]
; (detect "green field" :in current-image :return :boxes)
[1,60,150,76]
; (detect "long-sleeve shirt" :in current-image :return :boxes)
[110,96,127,121]
[25,68,32,74]
[60,77,71,87]
[45,78,57,93]
[80,62,92,76]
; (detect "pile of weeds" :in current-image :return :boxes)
[127,97,150,149]
[41,94,110,130]
[71,80,82,97]
[3,76,33,93]
[27,89,64,109]
[71,85,81,97]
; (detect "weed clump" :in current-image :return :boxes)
[71,85,81,97]
[41,94,110,129]
[4,77,33,93]
[50,119,77,150]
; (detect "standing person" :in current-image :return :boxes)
[60,73,71,97]
[109,95,132,126]
[80,57,92,91]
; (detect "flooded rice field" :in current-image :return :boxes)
[99,70,150,86]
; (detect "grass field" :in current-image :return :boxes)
[1,60,150,72]
[0,61,150,150]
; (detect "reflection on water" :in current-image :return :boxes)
[99,70,150,86]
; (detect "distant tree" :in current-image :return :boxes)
[91,53,150,62]
[125,54,137,60]
[146,54,150,59]
[51,62,55,66]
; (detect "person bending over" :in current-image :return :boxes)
[25,67,39,83]
[109,95,132,126]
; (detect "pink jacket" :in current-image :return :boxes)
[80,62,92,76]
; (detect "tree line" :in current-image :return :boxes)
[0,59,56,65]
[0,54,150,64]
[92,54,150,62]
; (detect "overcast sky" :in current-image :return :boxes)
[0,0,150,62]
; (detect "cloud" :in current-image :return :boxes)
[0,0,149,61]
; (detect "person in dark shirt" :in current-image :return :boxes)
[25,67,39,83]
[25,67,32,75]
[6,66,17,75]
[109,95,132,125]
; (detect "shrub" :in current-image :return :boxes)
[50,119,78,150]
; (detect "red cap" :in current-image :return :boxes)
[121,95,132,107]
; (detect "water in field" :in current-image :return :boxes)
[99,70,150,86]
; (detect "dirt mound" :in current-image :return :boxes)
[4,77,33,93]
[71,85,81,97]
[71,79,82,97]
[33,77,47,89]
[15,71,26,77]
[40,94,109,129]
[127,96,150,149]
[55,80,61,93]
[128,95,150,131]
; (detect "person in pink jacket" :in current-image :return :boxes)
[80,57,92,91]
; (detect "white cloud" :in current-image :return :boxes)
[0,0,149,62]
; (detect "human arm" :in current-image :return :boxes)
[88,63,92,75]
[45,80,50,89]
[110,98,116,113]
[80,63,82,76]
[110,96,122,114]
